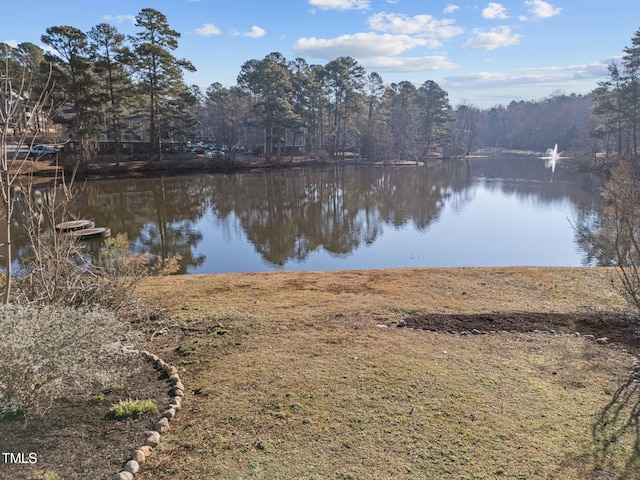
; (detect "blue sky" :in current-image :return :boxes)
[3,0,639,107]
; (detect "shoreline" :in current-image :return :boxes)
[20,149,599,182]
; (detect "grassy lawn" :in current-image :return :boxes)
[136,268,640,480]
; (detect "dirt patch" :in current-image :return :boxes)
[403,311,640,353]
[0,359,170,480]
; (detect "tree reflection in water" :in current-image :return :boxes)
[8,159,601,273]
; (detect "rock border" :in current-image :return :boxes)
[112,350,183,480]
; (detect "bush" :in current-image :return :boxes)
[13,176,179,311]
[15,231,180,313]
[575,160,640,309]
[30,472,62,480]
[0,304,142,423]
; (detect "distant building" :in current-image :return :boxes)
[242,116,305,156]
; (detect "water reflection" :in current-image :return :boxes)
[11,158,602,273]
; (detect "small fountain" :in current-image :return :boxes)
[540,143,561,172]
[539,143,572,178]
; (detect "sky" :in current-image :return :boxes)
[2,0,640,107]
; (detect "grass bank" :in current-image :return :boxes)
[136,267,640,480]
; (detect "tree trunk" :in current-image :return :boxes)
[3,170,11,304]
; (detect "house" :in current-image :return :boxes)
[242,116,305,156]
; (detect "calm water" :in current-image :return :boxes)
[15,157,602,274]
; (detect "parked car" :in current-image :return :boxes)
[189,145,205,154]
[29,145,57,158]
[204,146,228,158]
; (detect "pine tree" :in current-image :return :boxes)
[416,80,452,157]
[88,23,133,161]
[129,8,195,159]
[622,28,640,159]
[237,53,299,163]
[41,26,94,157]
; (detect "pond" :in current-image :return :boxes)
[14,156,602,274]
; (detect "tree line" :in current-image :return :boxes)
[2,8,196,160]
[2,8,639,162]
[591,28,640,161]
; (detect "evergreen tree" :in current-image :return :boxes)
[41,26,95,157]
[88,23,133,160]
[237,53,299,163]
[622,28,640,159]
[592,63,630,157]
[320,57,365,159]
[416,80,452,157]
[129,8,195,159]
[387,81,421,161]
[360,71,385,161]
[288,59,326,157]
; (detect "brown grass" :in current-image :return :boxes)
[135,267,640,480]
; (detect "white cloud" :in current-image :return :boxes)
[195,23,222,36]
[525,0,562,19]
[103,14,136,25]
[462,26,521,50]
[308,0,369,11]
[446,71,510,86]
[443,4,460,14]
[363,55,458,72]
[442,61,610,106]
[233,26,267,38]
[293,32,428,59]
[517,62,611,80]
[368,12,463,40]
[445,62,609,89]
[482,3,509,20]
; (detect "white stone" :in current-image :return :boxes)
[124,460,140,474]
[155,417,170,433]
[173,388,185,397]
[113,472,134,480]
[170,396,182,410]
[145,431,161,447]
[132,449,146,463]
[162,408,176,420]
[139,445,153,457]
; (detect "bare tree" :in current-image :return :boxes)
[0,51,55,303]
[575,160,640,309]
[449,101,481,156]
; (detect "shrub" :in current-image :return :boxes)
[0,304,142,423]
[89,394,106,405]
[13,175,180,311]
[15,231,180,313]
[575,160,640,309]
[30,471,62,480]
[108,398,158,420]
[90,232,182,311]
